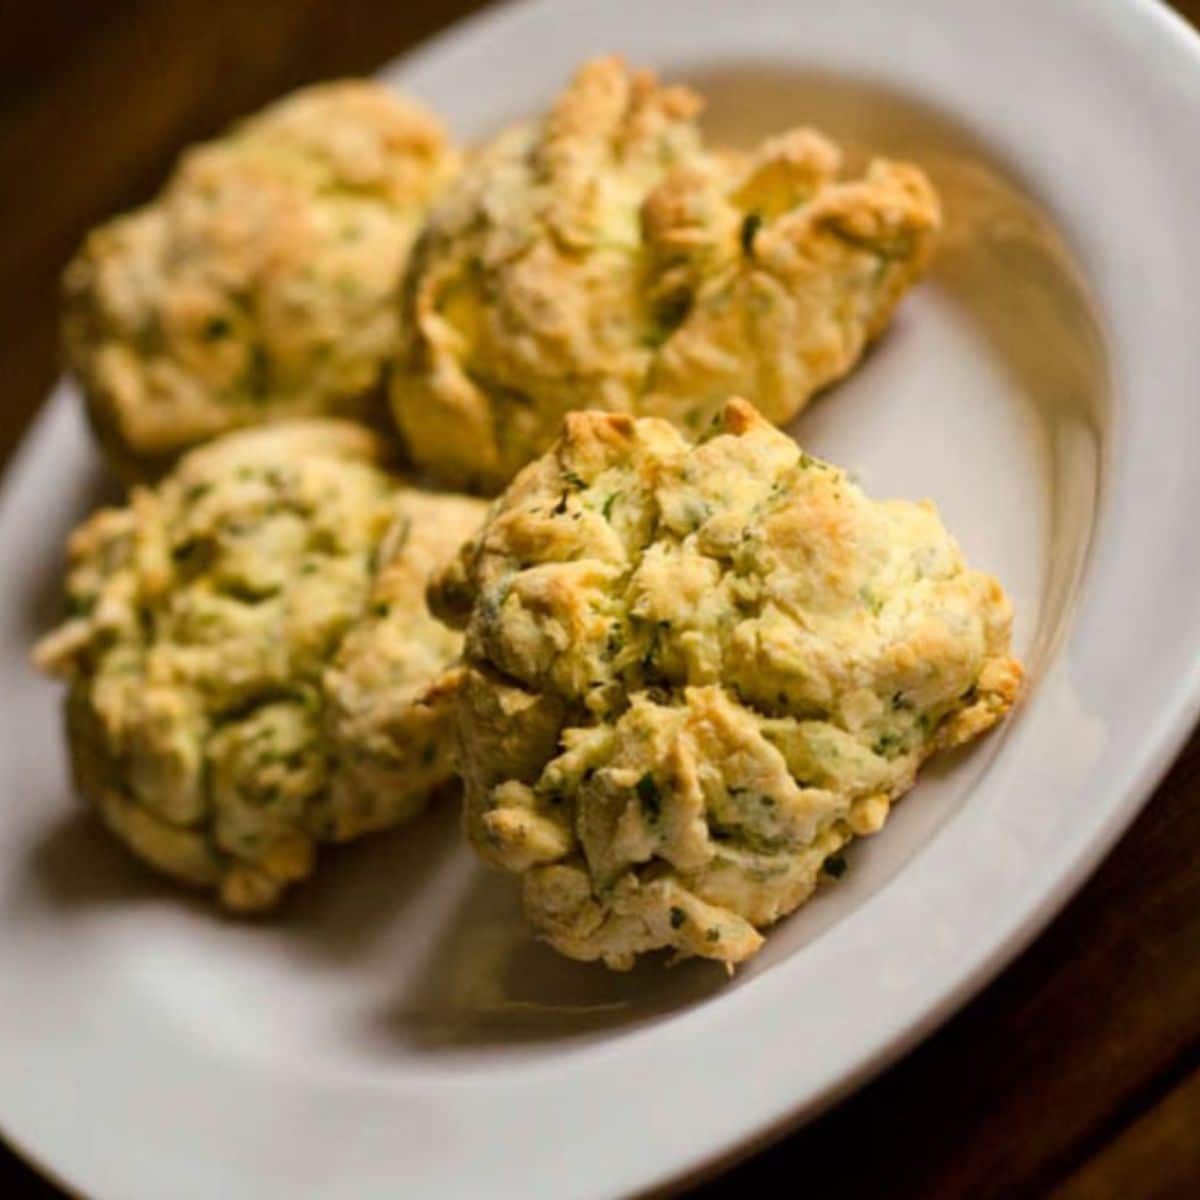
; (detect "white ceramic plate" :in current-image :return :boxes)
[4,1,1200,1196]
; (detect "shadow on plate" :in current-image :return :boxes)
[377,862,731,1052]
[271,796,464,961]
[22,793,461,959]
[26,800,734,1049]
[374,718,1038,1055]
[23,806,208,914]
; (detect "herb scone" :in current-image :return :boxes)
[34,421,484,910]
[64,81,459,479]
[392,55,941,491]
[430,398,1022,969]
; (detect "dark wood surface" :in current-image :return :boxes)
[3,3,1200,1197]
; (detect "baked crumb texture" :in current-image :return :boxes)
[393,56,941,492]
[64,81,459,479]
[432,397,1021,969]
[34,420,485,910]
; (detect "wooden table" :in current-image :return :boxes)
[3,4,1199,1196]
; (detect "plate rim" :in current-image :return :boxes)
[4,1,1200,1197]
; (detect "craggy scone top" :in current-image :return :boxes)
[64,81,459,478]
[392,56,941,492]
[34,421,484,911]
[431,398,1021,969]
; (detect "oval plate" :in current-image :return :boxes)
[4,1,1200,1197]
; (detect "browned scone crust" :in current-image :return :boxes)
[63,81,459,479]
[431,398,1021,969]
[392,57,941,492]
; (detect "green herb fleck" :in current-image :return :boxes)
[740,211,763,256]
[873,731,904,757]
[421,742,436,766]
[605,624,624,660]
[824,854,847,879]
[203,316,232,340]
[641,623,665,671]
[602,493,619,521]
[65,593,96,619]
[647,291,692,346]
[669,906,686,929]
[244,345,271,399]
[636,773,662,821]
[706,927,721,943]
[859,586,884,616]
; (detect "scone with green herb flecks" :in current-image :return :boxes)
[430,397,1021,969]
[64,81,459,479]
[391,55,940,492]
[34,420,484,910]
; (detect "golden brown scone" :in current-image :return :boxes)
[392,57,941,492]
[33,420,485,911]
[431,398,1022,969]
[64,81,459,479]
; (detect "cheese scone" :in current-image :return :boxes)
[64,81,459,479]
[392,56,940,492]
[34,421,484,911]
[431,399,1022,969]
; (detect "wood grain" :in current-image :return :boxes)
[1052,1067,1200,1200]
[2,4,1199,1197]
